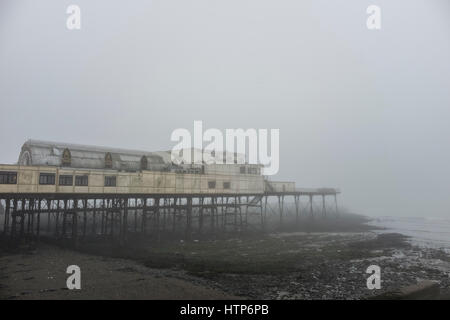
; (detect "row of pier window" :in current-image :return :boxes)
[0,172,17,184]
[1,171,230,189]
[40,173,117,187]
[0,171,116,187]
[207,181,230,189]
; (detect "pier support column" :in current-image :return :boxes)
[11,199,17,237]
[122,197,128,244]
[334,194,339,218]
[234,197,238,231]
[141,198,147,234]
[20,198,26,238]
[73,199,79,247]
[238,197,243,230]
[322,195,326,218]
[294,195,300,225]
[11,199,16,238]
[278,195,284,226]
[134,198,138,232]
[27,199,32,238]
[186,197,192,240]
[82,198,88,238]
[62,199,68,238]
[199,197,204,235]
[259,196,265,230]
[101,199,106,235]
[3,198,10,235]
[36,198,41,241]
[92,199,97,235]
[172,197,177,233]
[47,199,51,233]
[155,197,160,241]
[210,197,216,232]
[264,196,268,224]
[55,200,60,236]
[222,197,228,230]
[244,196,249,229]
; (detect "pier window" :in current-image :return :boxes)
[104,176,116,187]
[59,175,73,186]
[223,182,230,189]
[75,175,89,186]
[0,171,17,184]
[39,173,55,185]
[208,180,216,189]
[240,166,246,174]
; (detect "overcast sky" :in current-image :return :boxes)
[0,0,449,218]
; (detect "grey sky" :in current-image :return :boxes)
[1,0,449,218]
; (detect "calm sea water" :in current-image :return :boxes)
[368,216,450,249]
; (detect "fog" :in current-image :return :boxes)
[0,0,449,218]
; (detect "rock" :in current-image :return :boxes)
[277,291,290,299]
[371,280,440,300]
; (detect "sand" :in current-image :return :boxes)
[1,213,450,300]
[0,244,238,300]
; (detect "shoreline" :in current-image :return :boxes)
[367,216,450,251]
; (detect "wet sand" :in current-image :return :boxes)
[0,245,238,300]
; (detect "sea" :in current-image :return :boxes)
[368,216,450,250]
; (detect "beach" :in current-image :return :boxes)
[1,214,450,300]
